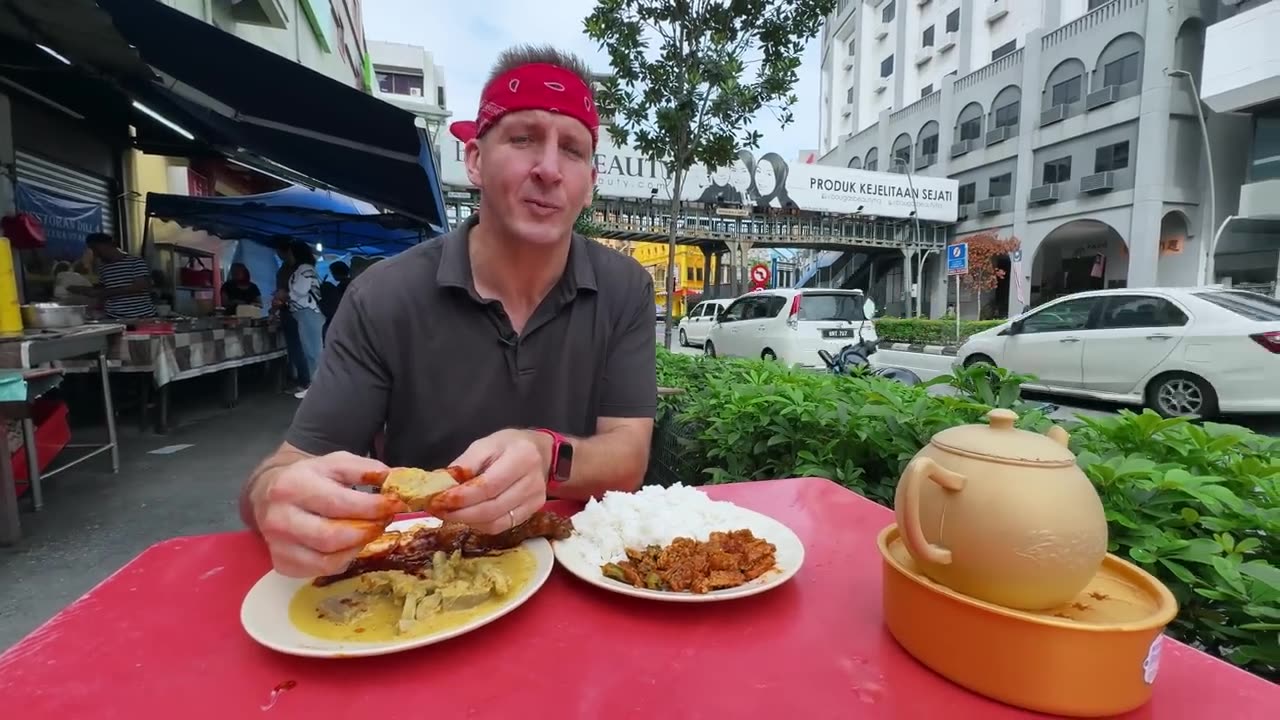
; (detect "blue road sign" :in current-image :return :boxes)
[947,242,969,276]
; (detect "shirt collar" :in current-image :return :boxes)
[436,213,599,296]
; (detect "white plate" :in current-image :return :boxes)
[240,517,554,658]
[552,505,805,603]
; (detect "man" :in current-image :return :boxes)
[72,233,155,318]
[241,45,657,579]
[270,236,307,392]
[318,260,350,340]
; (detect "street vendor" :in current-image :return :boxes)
[240,45,657,578]
[69,233,155,319]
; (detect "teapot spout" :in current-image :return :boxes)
[1045,425,1070,447]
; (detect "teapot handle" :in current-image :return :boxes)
[899,456,967,565]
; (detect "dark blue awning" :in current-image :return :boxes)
[0,0,449,233]
[145,185,428,257]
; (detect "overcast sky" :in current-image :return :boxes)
[362,0,824,162]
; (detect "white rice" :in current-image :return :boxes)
[560,484,768,567]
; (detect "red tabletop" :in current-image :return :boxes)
[1,477,1275,720]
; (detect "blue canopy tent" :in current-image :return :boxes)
[143,185,436,307]
[142,185,433,257]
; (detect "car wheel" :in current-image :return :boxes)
[1146,372,1219,419]
[679,329,688,347]
[704,340,717,358]
[761,349,777,361]
[964,354,996,368]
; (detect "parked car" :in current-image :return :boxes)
[677,299,732,347]
[704,289,878,367]
[952,287,1280,418]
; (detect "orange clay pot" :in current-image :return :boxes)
[893,408,1108,611]
[879,524,1178,718]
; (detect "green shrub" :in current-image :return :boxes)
[876,317,1004,345]
[653,348,1280,680]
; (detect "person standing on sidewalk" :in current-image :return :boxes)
[286,240,324,400]
[240,45,657,578]
[271,236,307,393]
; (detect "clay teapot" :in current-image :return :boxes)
[893,408,1108,611]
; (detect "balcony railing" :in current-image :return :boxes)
[954,48,1023,93]
[1042,0,1146,50]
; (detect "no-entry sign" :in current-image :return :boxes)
[749,263,771,288]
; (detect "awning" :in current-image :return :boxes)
[0,0,449,233]
[145,185,428,257]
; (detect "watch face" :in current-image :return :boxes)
[555,440,574,482]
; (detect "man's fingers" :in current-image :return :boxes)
[438,441,539,512]
[448,439,500,481]
[437,472,544,530]
[269,540,360,579]
[261,504,384,554]
[313,451,390,487]
[293,478,400,521]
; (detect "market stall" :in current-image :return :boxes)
[64,185,436,433]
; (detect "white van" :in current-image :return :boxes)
[677,299,732,347]
[704,289,878,367]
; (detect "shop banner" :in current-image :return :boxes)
[436,135,959,223]
[14,182,104,260]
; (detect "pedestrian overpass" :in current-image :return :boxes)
[583,197,952,310]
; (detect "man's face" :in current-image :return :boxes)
[465,109,596,246]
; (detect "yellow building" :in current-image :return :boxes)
[630,242,717,318]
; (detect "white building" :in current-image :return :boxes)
[369,40,450,143]
[811,0,1265,318]
[166,0,368,88]
[1201,0,1280,297]
[820,0,1114,153]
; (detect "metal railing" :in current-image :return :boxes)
[588,200,950,251]
[1042,0,1145,50]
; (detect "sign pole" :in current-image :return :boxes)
[946,242,969,344]
[955,275,961,342]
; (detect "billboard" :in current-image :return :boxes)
[436,134,959,223]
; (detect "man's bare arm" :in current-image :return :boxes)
[527,417,653,501]
[239,442,314,531]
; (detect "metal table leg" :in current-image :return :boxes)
[99,351,119,472]
[21,417,41,510]
[0,427,20,544]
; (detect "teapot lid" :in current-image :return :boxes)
[930,409,1075,467]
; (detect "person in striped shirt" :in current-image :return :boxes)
[71,233,155,319]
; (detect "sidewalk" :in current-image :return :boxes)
[0,383,298,650]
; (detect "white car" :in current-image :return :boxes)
[952,287,1280,418]
[677,299,732,347]
[704,289,878,367]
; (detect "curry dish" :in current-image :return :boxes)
[601,529,777,594]
[289,548,536,643]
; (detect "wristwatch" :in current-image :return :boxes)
[533,428,574,489]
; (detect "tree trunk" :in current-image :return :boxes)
[662,168,684,350]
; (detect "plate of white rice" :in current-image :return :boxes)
[552,484,805,602]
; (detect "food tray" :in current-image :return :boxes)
[878,524,1177,718]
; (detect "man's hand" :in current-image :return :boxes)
[432,429,549,534]
[249,451,399,578]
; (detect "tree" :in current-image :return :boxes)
[950,231,1020,293]
[574,189,604,237]
[585,0,835,348]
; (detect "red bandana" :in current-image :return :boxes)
[449,63,600,146]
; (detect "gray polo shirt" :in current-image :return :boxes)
[285,214,658,469]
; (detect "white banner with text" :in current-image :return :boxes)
[436,135,959,223]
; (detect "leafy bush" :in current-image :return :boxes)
[653,348,1280,680]
[876,317,1004,345]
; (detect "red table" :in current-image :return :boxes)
[1,477,1275,719]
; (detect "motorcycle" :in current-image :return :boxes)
[817,325,1062,416]
[817,323,923,386]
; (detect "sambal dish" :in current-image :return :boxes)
[601,529,778,594]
